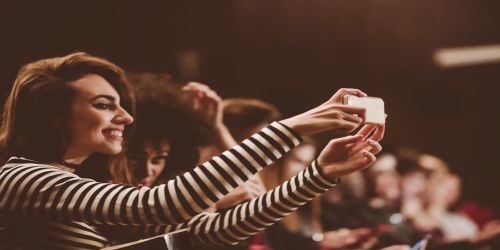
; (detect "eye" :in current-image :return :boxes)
[150,156,168,165]
[93,103,115,110]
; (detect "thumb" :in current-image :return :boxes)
[331,135,363,146]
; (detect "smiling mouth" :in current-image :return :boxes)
[103,129,124,141]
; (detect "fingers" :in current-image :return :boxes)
[356,124,385,142]
[361,150,377,165]
[331,135,363,146]
[336,105,366,117]
[183,82,222,102]
[351,139,382,158]
[183,82,210,92]
[342,113,364,124]
[335,120,363,134]
[356,124,377,139]
[368,124,385,142]
[331,88,368,103]
[332,108,366,133]
[367,140,382,154]
[183,82,224,124]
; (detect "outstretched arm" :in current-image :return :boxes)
[0,121,301,226]
[138,124,385,246]
[0,88,371,228]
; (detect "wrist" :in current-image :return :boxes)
[313,160,341,185]
[280,115,308,136]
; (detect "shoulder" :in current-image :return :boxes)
[1,156,79,178]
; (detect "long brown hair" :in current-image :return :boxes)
[0,52,136,184]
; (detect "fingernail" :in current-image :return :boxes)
[367,139,377,145]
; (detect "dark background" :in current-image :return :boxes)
[1,0,499,209]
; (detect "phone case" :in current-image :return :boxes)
[343,95,385,125]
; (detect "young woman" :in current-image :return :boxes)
[0,52,383,249]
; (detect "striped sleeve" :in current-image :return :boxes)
[0,122,302,226]
[183,161,338,246]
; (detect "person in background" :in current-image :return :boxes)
[126,74,266,211]
[222,98,403,250]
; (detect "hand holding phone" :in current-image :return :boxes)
[343,95,386,125]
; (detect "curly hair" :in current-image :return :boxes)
[125,72,215,184]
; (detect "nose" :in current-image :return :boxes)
[113,105,134,125]
[147,163,156,176]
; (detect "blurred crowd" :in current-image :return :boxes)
[102,72,499,250]
[1,55,498,250]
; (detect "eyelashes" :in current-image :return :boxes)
[151,155,168,165]
[92,103,116,110]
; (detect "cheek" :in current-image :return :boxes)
[154,164,166,178]
[75,115,110,140]
[148,164,165,177]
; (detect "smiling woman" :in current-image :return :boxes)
[0,53,136,181]
[66,74,134,159]
[0,52,384,249]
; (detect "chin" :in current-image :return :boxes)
[99,145,123,155]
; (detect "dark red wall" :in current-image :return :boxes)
[1,0,499,209]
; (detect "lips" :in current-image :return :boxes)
[102,128,124,141]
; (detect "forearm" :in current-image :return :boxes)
[213,124,238,150]
[1,122,302,226]
[186,161,338,246]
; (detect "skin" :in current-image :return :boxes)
[182,82,237,147]
[316,124,384,180]
[375,170,401,202]
[282,144,317,180]
[140,141,170,187]
[182,82,268,210]
[62,83,384,186]
[63,74,134,165]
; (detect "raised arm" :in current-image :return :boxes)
[182,82,238,151]
[140,124,385,246]
[0,122,300,226]
[0,88,370,228]
[187,124,384,246]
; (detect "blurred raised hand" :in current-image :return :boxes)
[182,82,238,152]
[182,82,224,127]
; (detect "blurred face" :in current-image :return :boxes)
[430,174,461,207]
[282,144,316,180]
[65,74,134,158]
[401,171,427,199]
[140,141,170,187]
[374,170,401,202]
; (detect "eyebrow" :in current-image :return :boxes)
[89,95,116,102]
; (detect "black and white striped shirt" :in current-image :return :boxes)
[0,122,337,249]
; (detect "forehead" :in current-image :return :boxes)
[144,140,170,154]
[69,74,120,100]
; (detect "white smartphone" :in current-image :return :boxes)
[343,95,386,125]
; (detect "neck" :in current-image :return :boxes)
[63,146,91,165]
[53,155,88,173]
[61,156,88,165]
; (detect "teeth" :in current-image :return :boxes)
[108,130,123,137]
